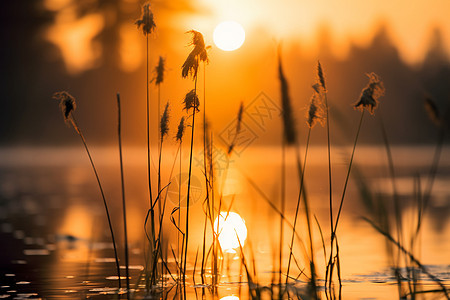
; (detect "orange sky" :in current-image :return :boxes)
[43,0,450,74]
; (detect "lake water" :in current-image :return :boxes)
[0,146,449,299]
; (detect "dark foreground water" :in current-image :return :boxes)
[0,146,449,299]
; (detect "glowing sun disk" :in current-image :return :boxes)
[214,212,247,253]
[213,21,246,51]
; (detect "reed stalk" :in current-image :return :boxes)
[78,137,120,284]
[53,91,122,290]
[117,93,130,298]
[364,218,450,299]
[327,110,365,291]
[286,129,310,283]
[181,29,208,281]
[183,76,198,279]
[200,62,209,284]
[136,4,157,289]
[277,49,296,292]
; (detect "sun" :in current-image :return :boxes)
[214,212,247,253]
[213,21,246,51]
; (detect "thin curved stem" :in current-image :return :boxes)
[183,69,199,280]
[286,129,311,283]
[333,110,365,235]
[70,115,121,290]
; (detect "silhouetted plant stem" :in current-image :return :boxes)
[201,62,208,284]
[364,218,450,299]
[157,138,164,285]
[286,129,311,283]
[117,93,130,298]
[295,140,317,298]
[279,139,286,294]
[379,113,405,294]
[70,115,121,290]
[157,83,163,284]
[333,111,364,235]
[146,34,157,285]
[323,89,334,294]
[183,69,199,280]
[146,35,153,210]
[178,143,183,281]
[418,126,446,234]
[327,110,365,292]
[210,133,219,286]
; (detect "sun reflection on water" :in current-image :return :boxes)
[220,296,240,300]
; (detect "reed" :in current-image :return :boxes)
[116,93,130,298]
[181,29,208,281]
[418,97,447,233]
[136,0,156,215]
[52,3,450,297]
[326,72,385,295]
[53,91,121,290]
[286,73,325,293]
[154,56,166,280]
[135,3,158,290]
[157,101,170,285]
[277,49,296,294]
[200,59,211,285]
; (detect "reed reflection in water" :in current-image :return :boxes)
[0,146,449,298]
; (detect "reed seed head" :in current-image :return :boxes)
[135,3,156,36]
[183,89,200,112]
[182,30,209,79]
[317,61,327,91]
[176,116,186,142]
[154,56,165,85]
[160,102,170,141]
[236,102,244,132]
[53,91,76,123]
[228,102,245,154]
[307,93,325,128]
[278,53,297,145]
[354,72,385,114]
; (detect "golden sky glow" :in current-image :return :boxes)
[43,0,450,73]
[192,0,450,63]
[213,21,246,51]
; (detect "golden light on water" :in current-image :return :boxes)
[214,212,247,253]
[213,21,246,51]
[59,203,92,239]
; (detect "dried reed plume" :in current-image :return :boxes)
[53,91,76,123]
[135,3,156,35]
[317,61,327,91]
[182,30,209,79]
[236,101,244,133]
[228,102,244,154]
[307,92,324,128]
[278,52,297,145]
[160,102,170,141]
[176,117,186,142]
[154,56,165,85]
[183,89,200,112]
[307,64,327,128]
[354,72,385,114]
